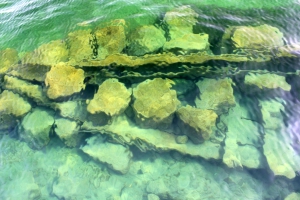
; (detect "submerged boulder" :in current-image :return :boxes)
[163,5,210,54]
[45,63,85,99]
[86,78,131,117]
[163,33,210,54]
[164,5,198,39]
[0,48,19,74]
[285,193,300,200]
[82,114,222,160]
[127,25,166,56]
[21,40,69,66]
[94,20,126,59]
[222,96,266,169]
[53,100,88,122]
[7,64,51,82]
[221,24,284,53]
[132,78,180,129]
[0,90,31,117]
[195,78,236,115]
[244,73,291,92]
[176,105,218,144]
[67,29,94,65]
[3,75,49,104]
[55,118,82,147]
[232,25,284,49]
[81,135,133,174]
[260,99,300,179]
[20,108,55,149]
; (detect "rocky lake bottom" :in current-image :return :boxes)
[1,3,300,200]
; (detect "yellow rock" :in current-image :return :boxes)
[0,90,31,117]
[94,23,126,59]
[132,78,180,129]
[231,24,284,49]
[22,40,69,66]
[45,63,85,99]
[0,48,19,74]
[67,29,94,65]
[87,78,131,116]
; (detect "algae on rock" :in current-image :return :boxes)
[86,78,131,117]
[45,63,85,99]
[132,78,180,129]
[195,78,236,115]
[176,105,218,144]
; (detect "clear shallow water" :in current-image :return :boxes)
[1,0,300,199]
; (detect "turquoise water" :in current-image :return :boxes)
[1,0,300,199]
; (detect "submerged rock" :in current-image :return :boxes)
[21,40,69,66]
[244,73,291,92]
[127,25,166,56]
[284,192,300,200]
[86,78,131,117]
[195,78,236,115]
[221,24,284,53]
[0,48,19,74]
[260,99,300,179]
[55,118,82,147]
[67,29,94,65]
[45,63,85,99]
[7,64,51,82]
[81,135,132,174]
[52,100,88,122]
[222,96,266,169]
[163,5,198,39]
[163,33,210,54]
[20,108,55,149]
[94,21,126,59]
[132,78,180,129]
[163,6,210,54]
[3,75,49,104]
[0,90,31,117]
[82,114,222,160]
[176,105,218,144]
